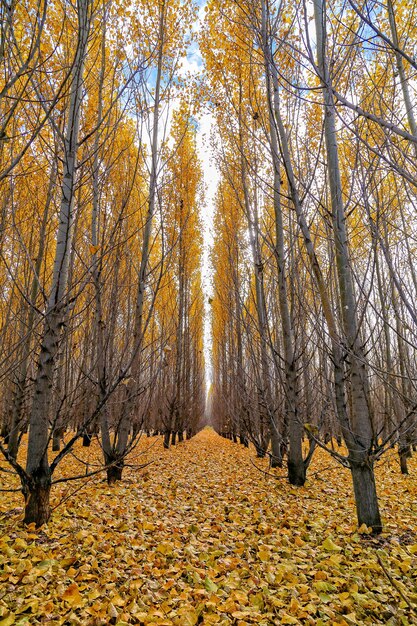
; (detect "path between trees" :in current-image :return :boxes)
[1,428,417,624]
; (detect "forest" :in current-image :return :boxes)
[1,0,417,623]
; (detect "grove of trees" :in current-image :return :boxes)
[205,0,417,533]
[0,0,205,525]
[1,0,417,536]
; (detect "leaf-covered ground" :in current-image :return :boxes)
[1,428,417,625]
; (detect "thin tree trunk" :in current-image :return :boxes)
[314,0,381,531]
[387,0,417,158]
[109,0,166,480]
[269,37,380,529]
[237,94,282,466]
[23,0,91,526]
[261,3,304,484]
[8,162,56,459]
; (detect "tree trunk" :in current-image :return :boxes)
[350,462,382,532]
[314,0,381,530]
[8,161,55,459]
[399,447,410,475]
[82,432,93,447]
[163,430,171,449]
[110,1,166,478]
[52,427,65,451]
[23,0,91,526]
[255,436,267,458]
[237,99,282,468]
[23,474,51,527]
[261,0,304,485]
[387,0,417,159]
[91,8,110,467]
[107,462,123,485]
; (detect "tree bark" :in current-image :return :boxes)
[237,90,282,467]
[107,0,166,480]
[8,162,56,459]
[261,3,305,484]
[24,0,91,526]
[387,0,417,159]
[23,474,51,527]
[314,0,381,530]
[350,462,382,532]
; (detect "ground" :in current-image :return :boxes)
[1,428,417,625]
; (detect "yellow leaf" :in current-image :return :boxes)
[203,616,220,624]
[111,594,125,607]
[14,538,27,550]
[258,548,270,562]
[280,614,298,624]
[130,579,144,590]
[157,542,174,555]
[249,593,264,611]
[88,589,100,601]
[232,590,248,604]
[178,609,198,626]
[204,576,218,593]
[221,598,238,612]
[0,614,15,626]
[231,611,251,619]
[322,536,342,552]
[60,556,77,569]
[329,553,343,566]
[89,244,99,255]
[15,600,38,615]
[25,523,36,532]
[62,583,83,606]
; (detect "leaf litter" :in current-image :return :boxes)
[1,428,417,625]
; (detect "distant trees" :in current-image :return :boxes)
[159,104,205,448]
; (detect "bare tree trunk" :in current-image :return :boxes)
[392,284,413,473]
[387,0,417,158]
[108,0,166,481]
[237,96,281,466]
[373,233,410,471]
[163,430,171,449]
[23,0,91,526]
[261,3,304,484]
[314,0,381,531]
[267,30,381,528]
[52,182,82,450]
[173,214,185,444]
[8,162,56,459]
[86,8,117,480]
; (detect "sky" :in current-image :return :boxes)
[180,1,219,393]
[196,111,218,392]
